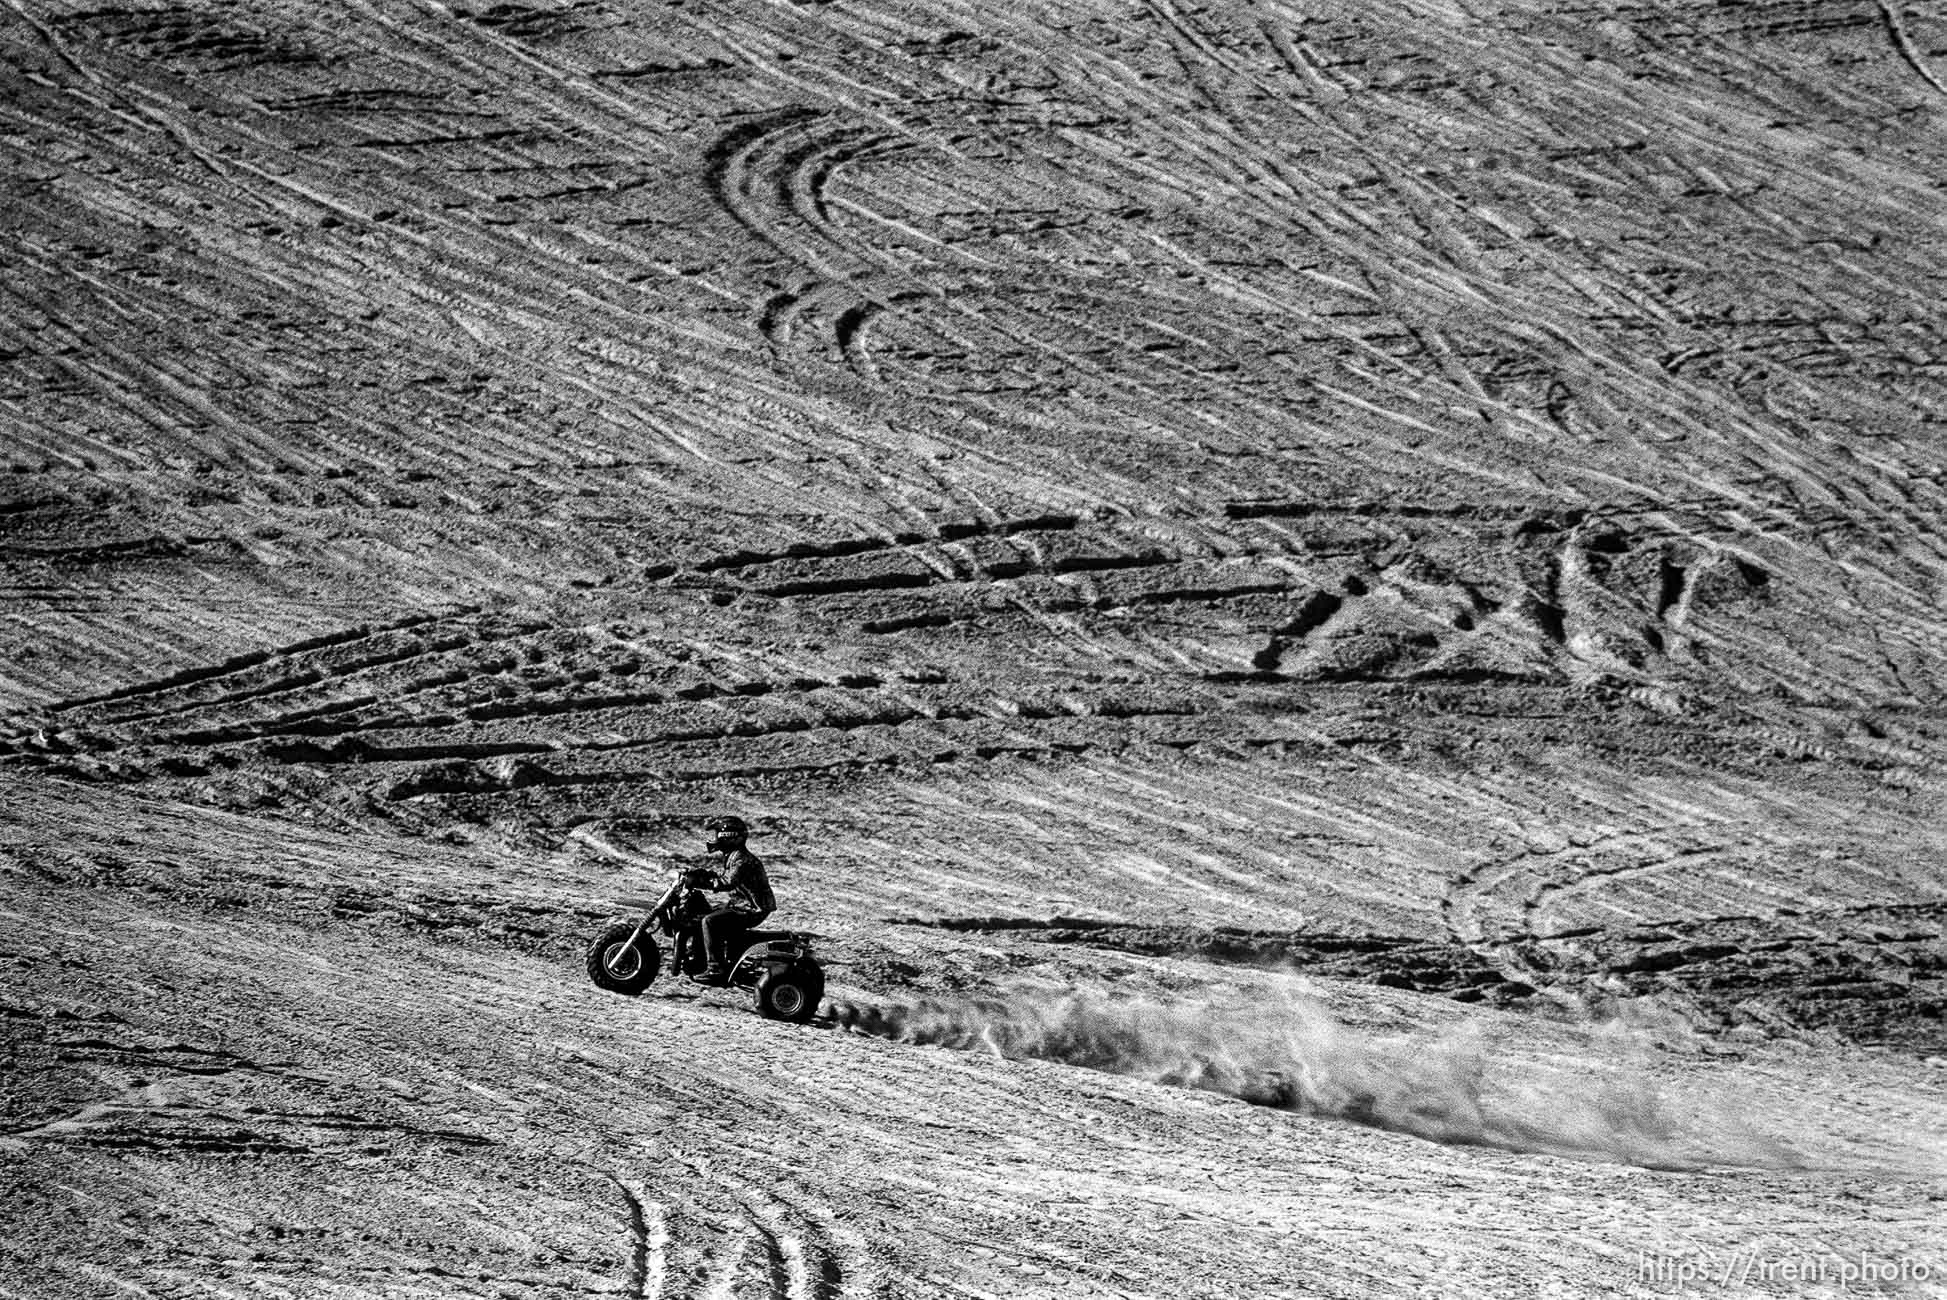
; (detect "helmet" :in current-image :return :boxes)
[703,815,748,852]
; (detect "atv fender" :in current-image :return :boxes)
[728,940,802,984]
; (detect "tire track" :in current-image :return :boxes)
[10,498,1873,783]
[610,1176,664,1300]
[1520,841,1737,939]
[1445,832,1666,944]
[648,1155,867,1300]
[1874,0,1947,97]
[705,108,931,379]
[44,610,472,715]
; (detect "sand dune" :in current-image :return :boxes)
[4,0,1945,1294]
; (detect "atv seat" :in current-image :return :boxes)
[738,930,803,949]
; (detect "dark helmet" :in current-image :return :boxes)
[703,814,748,852]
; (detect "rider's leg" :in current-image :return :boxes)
[699,907,751,978]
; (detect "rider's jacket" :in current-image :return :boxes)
[709,847,775,918]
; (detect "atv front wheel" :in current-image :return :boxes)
[753,964,823,1024]
[587,923,660,995]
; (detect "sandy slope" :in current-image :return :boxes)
[4,783,1942,1299]
[4,0,1947,1294]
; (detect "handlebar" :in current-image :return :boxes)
[614,866,714,918]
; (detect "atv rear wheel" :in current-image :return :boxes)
[587,923,660,995]
[753,964,823,1024]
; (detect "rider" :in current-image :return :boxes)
[689,814,775,985]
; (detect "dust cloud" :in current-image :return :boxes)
[828,987,1805,1171]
